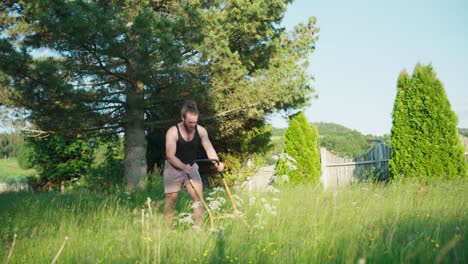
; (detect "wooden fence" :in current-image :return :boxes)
[0,183,30,193]
[460,135,468,161]
[320,143,391,189]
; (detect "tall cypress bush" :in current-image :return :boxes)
[276,112,321,183]
[390,64,467,179]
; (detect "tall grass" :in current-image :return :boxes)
[0,178,466,263]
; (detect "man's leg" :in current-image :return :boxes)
[185,181,204,228]
[164,192,178,229]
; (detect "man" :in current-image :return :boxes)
[163,100,224,229]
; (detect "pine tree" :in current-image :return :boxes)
[1,1,318,188]
[390,64,467,179]
[276,112,321,183]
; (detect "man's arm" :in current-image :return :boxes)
[198,126,224,172]
[165,126,193,174]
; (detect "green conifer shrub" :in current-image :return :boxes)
[276,112,321,183]
[390,64,467,179]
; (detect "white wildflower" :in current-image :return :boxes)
[276,153,297,164]
[178,213,194,225]
[285,154,297,163]
[233,210,245,218]
[261,198,267,203]
[224,214,236,219]
[208,200,222,211]
[232,195,244,206]
[209,187,225,196]
[191,201,202,209]
[214,186,224,192]
[285,161,297,170]
[263,203,277,216]
[249,196,256,205]
[267,186,280,193]
[216,197,226,204]
[281,174,289,182]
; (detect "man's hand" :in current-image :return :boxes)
[215,162,224,172]
[182,164,193,174]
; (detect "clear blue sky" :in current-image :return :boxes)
[273,0,468,135]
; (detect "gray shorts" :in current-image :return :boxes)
[163,160,202,193]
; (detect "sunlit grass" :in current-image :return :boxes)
[0,159,35,183]
[0,178,466,263]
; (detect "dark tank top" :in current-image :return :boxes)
[175,124,200,164]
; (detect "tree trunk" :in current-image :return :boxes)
[124,81,147,190]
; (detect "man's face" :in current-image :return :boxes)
[182,112,198,133]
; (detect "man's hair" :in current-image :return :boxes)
[181,100,199,118]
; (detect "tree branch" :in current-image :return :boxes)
[71,79,120,87]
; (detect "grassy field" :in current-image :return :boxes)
[0,159,35,184]
[0,178,466,263]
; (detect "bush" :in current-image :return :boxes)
[28,135,94,187]
[390,64,467,179]
[276,112,321,183]
[77,139,124,192]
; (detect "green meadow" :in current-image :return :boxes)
[1,178,466,263]
[0,159,35,184]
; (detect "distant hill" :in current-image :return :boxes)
[459,128,468,137]
[313,122,373,158]
[271,123,384,158]
[314,122,362,137]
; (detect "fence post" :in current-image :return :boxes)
[375,143,383,170]
[320,148,329,189]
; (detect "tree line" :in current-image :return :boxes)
[0,133,21,159]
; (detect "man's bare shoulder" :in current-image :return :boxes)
[166,125,178,138]
[196,124,207,133]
